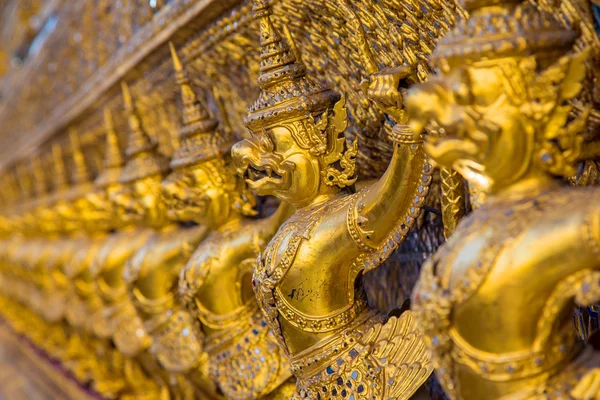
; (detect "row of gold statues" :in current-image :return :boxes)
[0,0,598,399]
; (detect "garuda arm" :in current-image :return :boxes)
[349,66,432,274]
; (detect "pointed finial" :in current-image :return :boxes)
[95,107,125,187]
[252,0,297,87]
[245,0,338,130]
[103,108,125,168]
[121,80,133,112]
[169,42,226,169]
[121,81,156,157]
[119,81,170,183]
[104,105,115,131]
[169,41,183,73]
[69,128,91,185]
[52,143,69,191]
[169,41,214,128]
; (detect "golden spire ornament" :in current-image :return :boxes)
[168,42,229,169]
[94,108,125,187]
[69,128,91,186]
[169,42,211,126]
[243,0,358,188]
[244,0,338,136]
[230,1,434,398]
[118,81,170,184]
[86,108,167,400]
[121,81,155,156]
[117,75,217,398]
[165,41,292,398]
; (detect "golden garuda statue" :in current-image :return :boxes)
[114,81,217,398]
[231,1,434,398]
[165,43,295,399]
[408,0,600,399]
[61,129,125,396]
[0,0,599,399]
[88,105,168,399]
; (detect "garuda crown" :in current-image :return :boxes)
[244,0,358,188]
